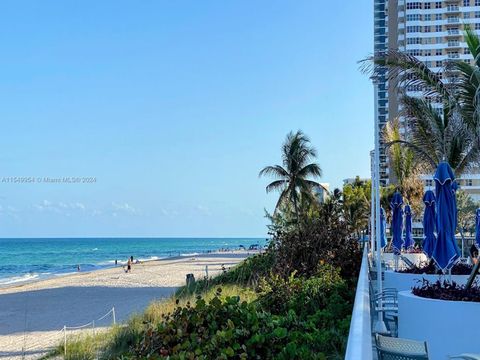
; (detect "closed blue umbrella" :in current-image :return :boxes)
[380,207,387,249]
[404,204,414,250]
[422,190,436,258]
[475,208,480,249]
[390,191,404,255]
[432,162,460,271]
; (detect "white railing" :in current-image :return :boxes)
[345,246,373,360]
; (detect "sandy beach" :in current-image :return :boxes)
[0,252,251,359]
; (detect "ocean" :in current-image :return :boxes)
[0,237,265,286]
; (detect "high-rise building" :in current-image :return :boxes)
[373,0,394,186]
[374,0,480,188]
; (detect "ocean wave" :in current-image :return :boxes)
[0,273,39,285]
[137,256,160,262]
[180,252,200,257]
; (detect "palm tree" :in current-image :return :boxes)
[259,130,323,220]
[361,35,480,175]
[384,118,425,215]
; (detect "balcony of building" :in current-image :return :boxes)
[445,28,462,38]
[446,4,461,13]
[446,16,461,25]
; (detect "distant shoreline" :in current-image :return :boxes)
[0,249,261,291]
[0,237,266,289]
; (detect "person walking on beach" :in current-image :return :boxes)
[126,258,132,273]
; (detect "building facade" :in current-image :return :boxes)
[374,0,480,184]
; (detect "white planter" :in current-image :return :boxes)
[384,271,469,292]
[398,291,480,359]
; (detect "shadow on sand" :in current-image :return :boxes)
[0,286,177,335]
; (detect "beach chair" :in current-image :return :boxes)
[375,334,429,360]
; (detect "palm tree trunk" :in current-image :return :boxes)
[293,195,299,223]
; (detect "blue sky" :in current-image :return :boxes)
[0,1,373,237]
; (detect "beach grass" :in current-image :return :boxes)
[51,283,257,360]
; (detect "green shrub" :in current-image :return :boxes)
[176,251,275,297]
[271,207,362,281]
[128,287,348,360]
[257,263,350,317]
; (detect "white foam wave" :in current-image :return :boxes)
[0,273,39,285]
[180,252,200,257]
[137,256,159,262]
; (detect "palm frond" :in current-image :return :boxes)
[465,25,480,66]
[360,50,452,101]
[265,180,288,193]
[258,165,289,179]
[297,163,322,178]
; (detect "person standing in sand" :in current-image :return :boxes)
[126,258,132,273]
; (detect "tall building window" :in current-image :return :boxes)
[407,37,422,45]
[436,49,442,55]
[407,14,422,21]
[476,22,480,30]
[465,47,471,54]
[436,1,442,8]
[464,0,470,6]
[436,24,443,32]
[436,60,443,67]
[476,0,480,6]
[424,14,431,21]
[425,180,433,187]
[406,2,422,9]
[475,11,480,18]
[407,49,422,56]
[436,14,442,20]
[464,12,470,19]
[424,26,431,32]
[424,2,431,9]
[407,26,422,32]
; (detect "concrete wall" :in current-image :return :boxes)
[398,291,480,359]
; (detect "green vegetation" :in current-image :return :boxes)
[55,131,362,359]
